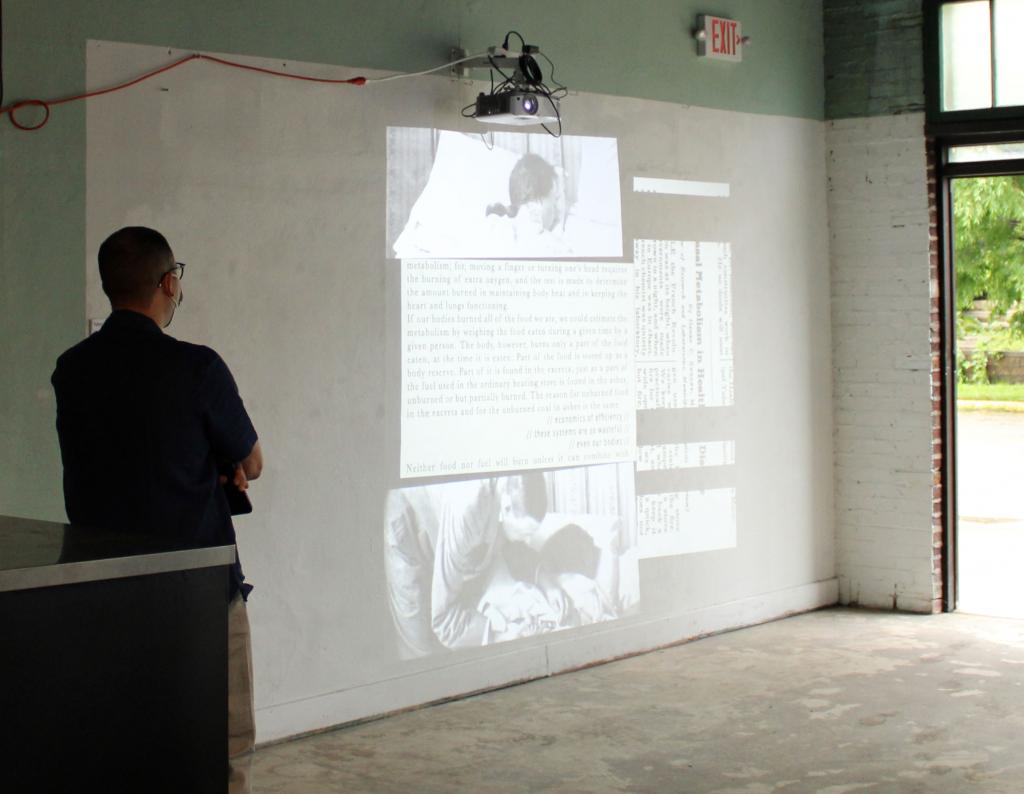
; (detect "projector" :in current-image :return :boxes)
[474,91,559,126]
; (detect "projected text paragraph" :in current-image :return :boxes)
[401,259,636,478]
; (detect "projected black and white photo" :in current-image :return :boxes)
[383,463,639,658]
[386,127,623,259]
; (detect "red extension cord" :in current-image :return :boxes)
[0,52,367,131]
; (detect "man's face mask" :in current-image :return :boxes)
[161,262,185,327]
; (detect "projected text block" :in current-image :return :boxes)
[636,488,737,558]
[401,259,636,478]
[636,441,735,471]
[635,240,734,409]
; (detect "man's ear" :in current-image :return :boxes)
[158,275,175,300]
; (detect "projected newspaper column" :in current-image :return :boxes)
[401,259,635,478]
[635,239,734,409]
[636,488,737,558]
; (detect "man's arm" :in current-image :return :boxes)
[201,352,259,486]
[227,441,263,491]
[240,440,263,481]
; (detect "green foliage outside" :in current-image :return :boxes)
[954,176,1024,389]
[956,343,992,385]
[955,175,1024,322]
[954,323,1024,385]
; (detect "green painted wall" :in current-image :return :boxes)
[824,0,925,119]
[0,0,823,521]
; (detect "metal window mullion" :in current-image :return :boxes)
[944,156,1024,176]
[940,161,958,613]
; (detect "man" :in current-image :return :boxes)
[51,226,262,792]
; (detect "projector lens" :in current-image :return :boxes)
[521,96,538,114]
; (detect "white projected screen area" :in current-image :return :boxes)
[383,126,738,658]
[387,128,623,259]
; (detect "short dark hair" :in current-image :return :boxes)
[508,153,555,212]
[485,153,557,220]
[519,472,548,520]
[98,227,173,304]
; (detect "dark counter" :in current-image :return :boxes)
[0,513,235,591]
[0,514,234,793]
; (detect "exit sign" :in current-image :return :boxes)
[696,14,744,62]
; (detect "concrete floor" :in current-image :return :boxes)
[253,608,1024,792]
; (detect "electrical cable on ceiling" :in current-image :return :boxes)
[0,48,488,132]
[362,51,487,83]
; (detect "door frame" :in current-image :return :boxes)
[935,136,1024,611]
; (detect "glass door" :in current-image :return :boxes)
[947,144,1024,616]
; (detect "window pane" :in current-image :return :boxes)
[942,0,993,111]
[994,0,1024,106]
[949,142,1024,162]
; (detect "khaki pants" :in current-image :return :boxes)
[228,593,255,793]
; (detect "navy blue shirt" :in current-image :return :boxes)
[52,310,258,598]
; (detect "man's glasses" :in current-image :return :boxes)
[158,262,186,286]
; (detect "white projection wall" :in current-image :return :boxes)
[85,40,834,742]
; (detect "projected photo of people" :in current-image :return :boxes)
[386,127,623,259]
[383,462,639,658]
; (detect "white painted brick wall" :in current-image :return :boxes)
[827,112,937,613]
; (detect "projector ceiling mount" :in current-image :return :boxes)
[456,31,567,137]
